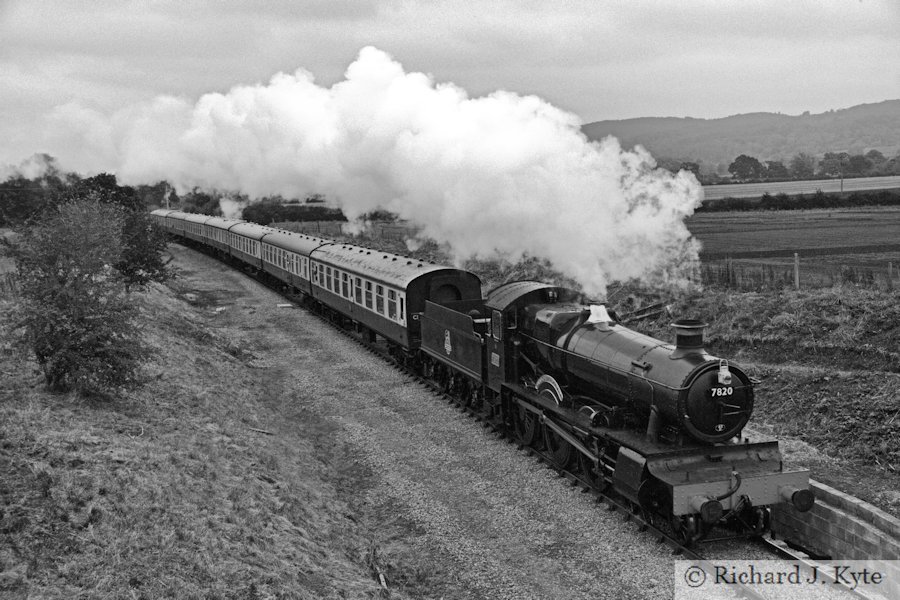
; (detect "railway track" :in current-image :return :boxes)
[181,242,879,599]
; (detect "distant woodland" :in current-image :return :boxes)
[582,100,900,183]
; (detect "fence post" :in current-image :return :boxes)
[889,262,894,292]
[794,253,800,290]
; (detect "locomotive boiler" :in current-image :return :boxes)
[519,302,755,445]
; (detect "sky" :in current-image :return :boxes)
[1,0,898,166]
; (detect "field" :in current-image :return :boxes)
[687,207,900,289]
[689,207,900,259]
[702,175,900,200]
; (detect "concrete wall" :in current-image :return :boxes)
[772,479,900,560]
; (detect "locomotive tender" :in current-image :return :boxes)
[152,209,813,543]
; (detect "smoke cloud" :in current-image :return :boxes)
[40,46,702,295]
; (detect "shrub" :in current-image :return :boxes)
[13,200,148,396]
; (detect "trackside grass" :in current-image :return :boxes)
[0,278,390,598]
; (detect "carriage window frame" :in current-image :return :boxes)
[375,285,384,315]
[387,289,397,320]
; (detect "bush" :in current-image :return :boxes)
[13,200,148,396]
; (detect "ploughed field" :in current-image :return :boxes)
[689,207,900,261]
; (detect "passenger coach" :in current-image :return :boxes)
[307,244,482,349]
[260,230,330,295]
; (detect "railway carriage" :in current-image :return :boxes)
[201,216,245,252]
[226,222,272,270]
[308,244,482,349]
[162,210,191,236]
[260,230,330,294]
[182,213,210,243]
[150,208,175,229]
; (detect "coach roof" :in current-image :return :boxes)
[311,243,463,289]
[203,216,245,230]
[229,221,274,240]
[262,230,333,256]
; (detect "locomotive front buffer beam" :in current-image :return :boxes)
[612,442,814,524]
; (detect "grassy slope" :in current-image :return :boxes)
[0,278,387,598]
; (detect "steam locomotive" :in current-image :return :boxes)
[151,209,813,543]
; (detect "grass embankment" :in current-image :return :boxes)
[0,278,384,598]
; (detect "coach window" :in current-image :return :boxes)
[376,285,384,314]
[387,290,397,320]
[312,263,319,285]
[325,267,333,291]
[365,281,373,309]
[354,277,362,303]
[399,296,405,323]
[342,273,349,298]
[492,310,502,341]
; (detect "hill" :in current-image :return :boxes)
[582,100,900,173]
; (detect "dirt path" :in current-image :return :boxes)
[169,244,681,599]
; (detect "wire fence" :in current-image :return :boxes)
[700,256,897,291]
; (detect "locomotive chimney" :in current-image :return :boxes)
[670,319,707,358]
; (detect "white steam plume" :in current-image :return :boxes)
[41,46,702,295]
[1,153,60,181]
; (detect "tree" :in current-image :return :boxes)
[58,173,169,287]
[818,152,850,177]
[865,149,886,164]
[764,161,789,180]
[13,200,148,396]
[789,153,816,179]
[846,154,872,175]
[727,154,765,181]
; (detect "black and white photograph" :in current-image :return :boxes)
[1,1,899,598]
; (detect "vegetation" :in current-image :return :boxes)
[698,189,900,212]
[58,174,170,287]
[241,201,346,224]
[0,267,387,598]
[12,201,148,396]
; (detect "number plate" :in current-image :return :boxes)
[710,386,734,397]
